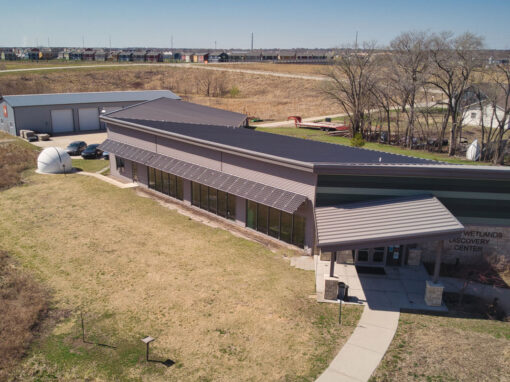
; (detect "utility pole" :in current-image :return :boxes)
[251,32,254,51]
[82,35,85,49]
[109,35,111,50]
[171,35,173,50]
[47,37,50,47]
[214,40,217,50]
[355,31,358,49]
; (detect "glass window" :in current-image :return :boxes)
[148,167,155,189]
[357,249,369,262]
[154,169,162,192]
[132,162,138,181]
[292,214,306,248]
[192,182,200,206]
[176,177,183,200]
[268,208,280,239]
[208,188,217,214]
[200,185,208,210]
[169,174,176,197]
[115,156,124,170]
[246,200,257,229]
[373,247,385,262]
[162,172,170,195]
[217,190,227,217]
[257,204,268,234]
[226,194,235,221]
[280,212,292,244]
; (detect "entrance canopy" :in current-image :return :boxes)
[315,195,464,251]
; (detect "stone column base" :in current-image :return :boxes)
[324,277,339,300]
[425,280,444,306]
[408,249,422,266]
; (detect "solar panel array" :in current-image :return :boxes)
[100,139,307,213]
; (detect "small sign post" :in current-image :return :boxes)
[141,336,155,362]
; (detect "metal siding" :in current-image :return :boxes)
[78,108,100,131]
[156,136,222,171]
[107,124,156,151]
[315,195,464,249]
[222,152,316,201]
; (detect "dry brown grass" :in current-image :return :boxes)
[0,132,39,189]
[371,309,510,382]
[0,66,338,121]
[0,251,50,380]
[208,63,329,76]
[0,172,362,381]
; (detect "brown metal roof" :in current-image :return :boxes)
[315,195,464,250]
[100,139,307,213]
[105,97,247,128]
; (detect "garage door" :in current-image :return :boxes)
[51,109,74,133]
[78,108,100,131]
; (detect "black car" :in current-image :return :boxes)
[81,144,103,159]
[66,141,87,156]
[102,151,109,160]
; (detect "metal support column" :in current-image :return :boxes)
[329,252,336,278]
[433,240,444,283]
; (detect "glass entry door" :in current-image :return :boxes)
[354,247,386,266]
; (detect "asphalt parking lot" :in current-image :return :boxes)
[31,132,108,155]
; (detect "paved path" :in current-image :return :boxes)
[316,306,400,382]
[77,171,137,188]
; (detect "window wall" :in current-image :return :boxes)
[147,166,183,200]
[191,182,236,220]
[246,201,306,248]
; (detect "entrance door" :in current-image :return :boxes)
[355,247,386,266]
[386,245,402,266]
[51,109,74,133]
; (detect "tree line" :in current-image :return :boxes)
[321,31,510,164]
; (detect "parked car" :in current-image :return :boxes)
[66,141,87,155]
[80,144,103,159]
[102,151,109,160]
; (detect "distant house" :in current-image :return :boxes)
[40,48,58,60]
[132,51,147,62]
[262,50,278,61]
[146,51,162,62]
[1,49,17,61]
[95,50,106,61]
[82,48,96,61]
[244,51,262,62]
[180,53,192,62]
[208,51,228,63]
[107,51,119,61]
[28,48,41,60]
[162,51,174,62]
[229,51,248,62]
[69,50,83,61]
[278,50,296,61]
[118,51,133,62]
[57,50,70,60]
[191,52,208,63]
[462,85,510,130]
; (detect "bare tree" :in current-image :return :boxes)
[390,31,431,148]
[473,66,510,164]
[320,42,379,137]
[428,31,484,156]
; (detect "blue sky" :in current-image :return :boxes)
[1,0,509,49]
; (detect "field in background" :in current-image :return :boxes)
[208,62,328,76]
[0,65,337,121]
[0,166,362,381]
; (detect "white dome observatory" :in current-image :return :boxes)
[37,147,72,174]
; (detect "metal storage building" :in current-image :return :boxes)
[0,90,180,136]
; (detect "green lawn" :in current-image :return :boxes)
[71,158,109,173]
[0,170,362,381]
[256,127,491,165]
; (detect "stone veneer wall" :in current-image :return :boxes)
[418,225,510,265]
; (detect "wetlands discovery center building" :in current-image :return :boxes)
[99,97,510,305]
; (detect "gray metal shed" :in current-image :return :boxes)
[0,90,180,136]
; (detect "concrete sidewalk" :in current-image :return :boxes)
[316,306,399,382]
[77,171,138,189]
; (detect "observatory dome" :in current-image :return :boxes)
[37,147,72,174]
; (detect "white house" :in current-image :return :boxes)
[462,102,510,130]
